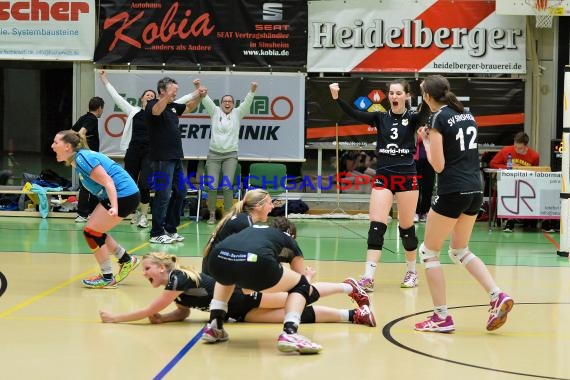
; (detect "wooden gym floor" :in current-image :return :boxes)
[0,216,568,379]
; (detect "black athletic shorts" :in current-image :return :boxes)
[100,192,140,218]
[208,248,284,291]
[226,290,263,322]
[431,191,483,219]
[372,168,419,193]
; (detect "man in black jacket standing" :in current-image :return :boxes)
[72,96,104,222]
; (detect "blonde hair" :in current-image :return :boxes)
[143,251,201,285]
[202,189,270,257]
[56,129,90,166]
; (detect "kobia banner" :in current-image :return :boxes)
[96,70,305,161]
[308,0,526,74]
[94,0,307,67]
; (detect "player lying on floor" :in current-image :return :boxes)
[99,251,375,327]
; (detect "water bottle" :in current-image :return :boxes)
[506,153,513,170]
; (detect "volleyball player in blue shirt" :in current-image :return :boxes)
[52,130,141,289]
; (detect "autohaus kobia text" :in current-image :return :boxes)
[311,19,523,57]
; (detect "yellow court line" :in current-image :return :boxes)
[0,235,162,319]
[2,315,102,323]
[129,242,150,253]
[0,267,97,319]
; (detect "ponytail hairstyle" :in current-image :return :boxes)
[202,188,270,257]
[56,129,90,166]
[142,251,201,285]
[420,75,464,114]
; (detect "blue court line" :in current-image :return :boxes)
[153,325,205,380]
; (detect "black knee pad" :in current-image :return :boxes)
[300,306,316,323]
[288,275,312,303]
[306,285,320,305]
[83,227,107,250]
[399,225,418,251]
[367,221,387,250]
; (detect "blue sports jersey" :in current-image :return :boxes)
[74,150,139,200]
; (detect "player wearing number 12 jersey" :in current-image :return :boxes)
[415,75,513,333]
[427,104,481,195]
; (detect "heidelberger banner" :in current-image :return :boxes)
[0,0,95,60]
[308,0,526,74]
[94,0,306,67]
[96,70,305,161]
[306,77,524,148]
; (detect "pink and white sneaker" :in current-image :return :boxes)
[487,292,514,331]
[414,313,455,333]
[400,271,419,288]
[277,332,322,354]
[201,322,229,343]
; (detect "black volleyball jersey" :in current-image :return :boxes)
[167,270,261,321]
[429,105,482,194]
[336,98,426,169]
[213,213,253,246]
[202,212,253,273]
[167,270,215,311]
[215,226,303,262]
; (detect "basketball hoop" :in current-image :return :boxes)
[535,0,553,28]
[536,14,554,28]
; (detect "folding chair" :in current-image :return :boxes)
[247,163,289,217]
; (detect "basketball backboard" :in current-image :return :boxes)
[496,0,570,16]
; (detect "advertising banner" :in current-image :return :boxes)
[0,0,95,60]
[308,0,526,74]
[497,170,561,219]
[96,70,305,161]
[306,77,524,148]
[94,0,306,68]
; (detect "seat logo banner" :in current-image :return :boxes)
[96,70,305,161]
[0,0,95,60]
[94,0,307,68]
[308,0,525,73]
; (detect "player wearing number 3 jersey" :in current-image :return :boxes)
[329,80,429,292]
